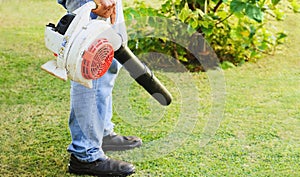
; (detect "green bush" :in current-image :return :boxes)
[124,0,299,71]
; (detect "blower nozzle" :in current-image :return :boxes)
[115,46,172,106]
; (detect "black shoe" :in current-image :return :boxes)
[102,133,142,152]
[68,154,135,177]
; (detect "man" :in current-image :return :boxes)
[57,0,142,176]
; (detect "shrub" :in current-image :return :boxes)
[124,0,298,71]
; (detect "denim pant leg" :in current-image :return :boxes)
[68,60,121,162]
[68,81,106,162]
[95,60,122,136]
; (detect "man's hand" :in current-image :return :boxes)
[92,0,116,24]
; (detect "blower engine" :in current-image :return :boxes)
[41,1,172,106]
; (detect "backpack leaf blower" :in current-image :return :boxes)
[41,1,172,106]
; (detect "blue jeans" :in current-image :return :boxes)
[68,60,122,162]
[59,0,127,162]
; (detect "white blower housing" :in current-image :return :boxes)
[42,1,122,88]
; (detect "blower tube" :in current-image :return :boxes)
[114,46,172,106]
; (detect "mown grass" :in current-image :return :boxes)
[0,0,299,176]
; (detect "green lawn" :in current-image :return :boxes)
[0,0,299,176]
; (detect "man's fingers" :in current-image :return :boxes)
[108,0,116,24]
[92,0,117,22]
[110,7,116,24]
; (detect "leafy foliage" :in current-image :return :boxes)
[124,0,299,71]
